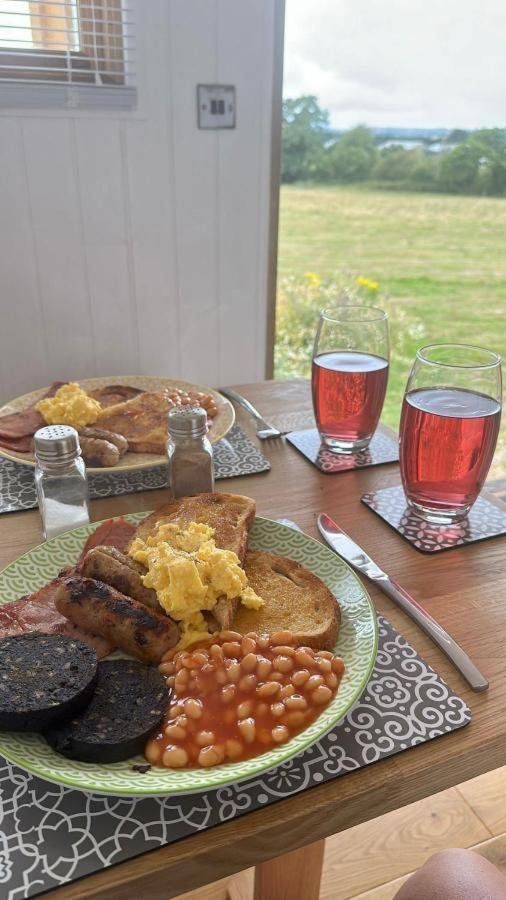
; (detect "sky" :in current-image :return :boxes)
[283,0,506,130]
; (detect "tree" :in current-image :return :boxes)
[437,130,506,195]
[447,129,469,145]
[372,146,437,188]
[438,143,481,193]
[282,96,330,183]
[471,129,506,196]
[280,97,506,196]
[323,126,377,182]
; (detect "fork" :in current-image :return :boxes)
[218,387,284,440]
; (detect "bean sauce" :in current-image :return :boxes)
[145,630,345,769]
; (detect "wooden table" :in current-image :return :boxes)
[3,379,506,900]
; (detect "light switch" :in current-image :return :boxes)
[197,84,236,129]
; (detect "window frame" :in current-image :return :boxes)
[0,0,135,108]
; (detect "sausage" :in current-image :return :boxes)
[79,546,159,611]
[54,576,179,664]
[79,436,120,468]
[79,427,128,456]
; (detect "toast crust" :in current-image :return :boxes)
[234,551,341,651]
[130,493,256,565]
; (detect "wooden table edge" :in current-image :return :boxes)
[45,729,506,900]
[3,379,504,900]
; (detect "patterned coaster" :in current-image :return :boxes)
[0,616,470,900]
[286,426,398,473]
[0,425,270,515]
[268,409,316,434]
[362,485,506,554]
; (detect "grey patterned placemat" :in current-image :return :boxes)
[0,616,470,900]
[0,426,270,514]
[286,426,398,472]
[362,485,506,553]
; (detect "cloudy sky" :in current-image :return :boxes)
[283,0,506,129]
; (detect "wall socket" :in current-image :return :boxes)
[197,84,236,129]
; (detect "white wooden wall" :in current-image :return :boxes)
[0,0,279,402]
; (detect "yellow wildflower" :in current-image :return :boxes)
[304,271,322,287]
[356,276,380,292]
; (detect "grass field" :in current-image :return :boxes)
[276,185,506,475]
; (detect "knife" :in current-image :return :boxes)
[317,513,489,693]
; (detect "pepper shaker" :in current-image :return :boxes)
[167,406,214,498]
[34,425,90,540]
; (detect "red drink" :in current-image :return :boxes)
[312,351,389,450]
[400,387,501,516]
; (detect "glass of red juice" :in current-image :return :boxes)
[312,306,389,453]
[399,343,502,524]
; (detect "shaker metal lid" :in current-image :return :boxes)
[168,405,208,436]
[34,425,81,462]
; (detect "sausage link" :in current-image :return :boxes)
[79,426,128,456]
[80,545,159,610]
[79,436,120,468]
[54,576,179,664]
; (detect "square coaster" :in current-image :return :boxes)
[362,484,506,553]
[287,425,398,473]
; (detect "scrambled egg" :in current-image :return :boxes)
[129,521,264,648]
[36,382,102,429]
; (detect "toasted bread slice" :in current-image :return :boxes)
[97,391,173,454]
[233,551,340,651]
[129,493,256,635]
[130,493,256,565]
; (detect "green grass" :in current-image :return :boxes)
[276,185,506,475]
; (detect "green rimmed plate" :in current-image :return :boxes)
[0,514,377,796]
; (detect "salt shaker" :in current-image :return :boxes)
[34,425,90,540]
[167,406,214,498]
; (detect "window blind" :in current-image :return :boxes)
[0,0,135,108]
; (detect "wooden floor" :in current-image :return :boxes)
[173,766,506,900]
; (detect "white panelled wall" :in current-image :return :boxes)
[0,0,280,402]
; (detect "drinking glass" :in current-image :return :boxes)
[399,343,502,524]
[312,306,389,453]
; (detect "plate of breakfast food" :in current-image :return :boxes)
[0,375,235,471]
[0,493,377,796]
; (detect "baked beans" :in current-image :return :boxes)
[145,632,345,769]
[161,387,218,422]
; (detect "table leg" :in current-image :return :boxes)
[252,839,325,900]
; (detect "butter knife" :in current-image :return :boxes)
[317,513,489,693]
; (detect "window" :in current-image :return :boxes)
[0,0,135,107]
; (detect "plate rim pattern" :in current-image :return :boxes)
[0,514,378,795]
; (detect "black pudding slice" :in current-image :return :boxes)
[44,659,170,763]
[0,634,98,732]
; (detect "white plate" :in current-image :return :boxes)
[0,375,235,473]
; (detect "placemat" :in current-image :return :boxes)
[362,485,506,553]
[0,425,270,515]
[286,425,398,472]
[0,615,470,900]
